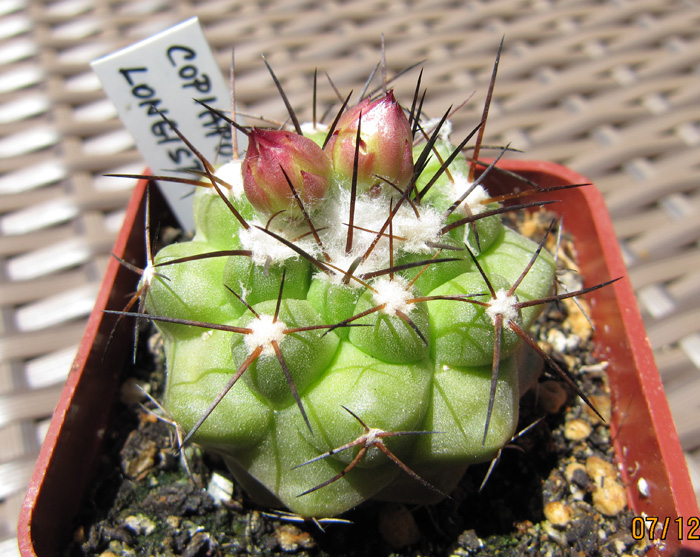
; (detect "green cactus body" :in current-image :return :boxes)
[142,90,558,518]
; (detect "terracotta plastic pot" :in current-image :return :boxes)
[18,162,700,556]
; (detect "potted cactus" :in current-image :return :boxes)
[109,94,618,518]
[19,52,700,556]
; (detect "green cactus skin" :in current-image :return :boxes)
[141,90,562,518]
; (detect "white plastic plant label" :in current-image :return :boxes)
[91,17,243,230]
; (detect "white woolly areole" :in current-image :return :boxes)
[214,159,245,199]
[234,177,449,284]
[142,262,156,284]
[312,189,399,283]
[312,188,447,284]
[238,220,319,266]
[372,276,413,316]
[451,172,490,216]
[391,204,443,252]
[485,289,519,326]
[364,428,385,447]
[422,117,453,141]
[244,314,287,357]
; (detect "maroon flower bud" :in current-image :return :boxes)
[325,91,413,194]
[242,129,331,216]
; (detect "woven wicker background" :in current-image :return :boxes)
[2,0,700,553]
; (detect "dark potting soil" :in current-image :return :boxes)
[67,213,654,557]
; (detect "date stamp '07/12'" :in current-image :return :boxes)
[631,516,700,542]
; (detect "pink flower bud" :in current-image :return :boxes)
[325,91,413,194]
[242,129,331,216]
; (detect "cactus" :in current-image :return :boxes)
[111,47,613,519]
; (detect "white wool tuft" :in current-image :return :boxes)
[485,289,519,326]
[364,428,384,447]
[313,188,398,282]
[422,117,453,141]
[142,262,156,284]
[235,180,451,284]
[214,159,245,199]
[372,276,413,316]
[313,188,448,283]
[451,172,490,215]
[392,204,443,252]
[238,220,319,266]
[244,314,287,356]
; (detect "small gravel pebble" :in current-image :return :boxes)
[544,500,573,527]
[547,328,581,353]
[565,461,589,488]
[586,455,616,484]
[274,524,315,552]
[564,418,592,441]
[585,393,612,423]
[123,514,156,536]
[586,455,627,516]
[592,478,628,517]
